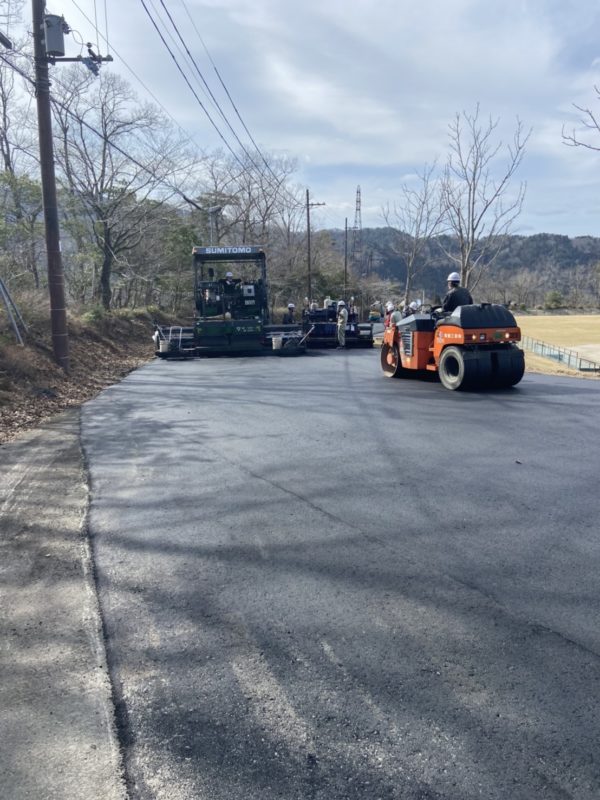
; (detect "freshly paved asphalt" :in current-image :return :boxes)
[77,348,600,800]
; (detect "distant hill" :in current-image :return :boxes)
[329,229,600,308]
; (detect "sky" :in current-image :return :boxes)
[39,0,600,236]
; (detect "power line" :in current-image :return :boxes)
[147,0,302,209]
[157,0,247,138]
[176,0,294,192]
[138,0,257,178]
[2,18,305,216]
[68,0,211,153]
[145,0,226,120]
[68,0,304,212]
[0,53,192,203]
[0,51,302,238]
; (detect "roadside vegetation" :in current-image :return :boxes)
[0,301,159,445]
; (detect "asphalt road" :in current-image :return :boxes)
[82,349,600,800]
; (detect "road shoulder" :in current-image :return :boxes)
[0,409,126,800]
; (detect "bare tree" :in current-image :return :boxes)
[0,0,32,174]
[441,105,529,290]
[51,68,194,308]
[0,172,43,288]
[215,149,301,247]
[382,163,444,305]
[562,86,600,151]
[0,1,45,289]
[189,148,309,300]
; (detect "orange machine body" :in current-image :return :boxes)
[381,304,524,390]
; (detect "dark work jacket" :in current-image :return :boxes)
[442,285,473,312]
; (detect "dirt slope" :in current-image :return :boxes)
[0,311,156,446]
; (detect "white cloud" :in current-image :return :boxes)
[30,0,600,234]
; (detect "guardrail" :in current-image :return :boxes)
[521,336,600,372]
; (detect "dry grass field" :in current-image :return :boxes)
[515,314,600,351]
[515,314,600,378]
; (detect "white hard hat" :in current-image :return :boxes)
[409,301,418,311]
[225,271,233,278]
[386,301,395,312]
[338,300,346,306]
[447,271,460,283]
[288,303,295,309]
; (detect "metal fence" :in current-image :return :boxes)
[521,336,600,372]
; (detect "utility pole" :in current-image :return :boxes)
[344,217,348,300]
[306,189,325,303]
[208,205,222,245]
[30,4,112,371]
[32,0,69,371]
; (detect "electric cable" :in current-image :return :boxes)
[68,0,213,154]
[175,0,304,210]
[148,0,302,209]
[138,0,256,177]
[67,0,304,212]
[1,49,305,224]
[0,52,197,204]
[166,0,288,190]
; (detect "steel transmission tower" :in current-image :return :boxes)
[350,185,363,274]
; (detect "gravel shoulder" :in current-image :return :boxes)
[0,409,126,800]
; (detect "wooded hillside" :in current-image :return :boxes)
[335,229,600,310]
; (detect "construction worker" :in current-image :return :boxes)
[403,300,420,317]
[282,302,296,324]
[337,300,348,348]
[384,301,395,327]
[442,272,473,312]
[348,297,358,322]
[222,271,240,296]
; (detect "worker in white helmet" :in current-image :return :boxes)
[336,300,348,348]
[384,301,395,327]
[282,302,296,325]
[398,300,419,319]
[442,271,473,312]
[222,270,240,293]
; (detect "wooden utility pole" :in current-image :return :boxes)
[306,189,325,303]
[32,0,69,371]
[344,217,348,300]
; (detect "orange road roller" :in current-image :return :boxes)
[381,303,525,390]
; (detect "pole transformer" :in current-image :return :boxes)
[32,0,69,372]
